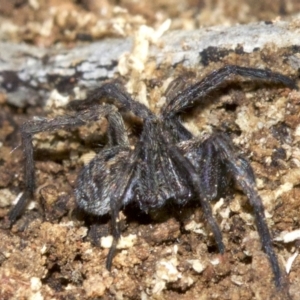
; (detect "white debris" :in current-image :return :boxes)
[294,124,300,137]
[58,221,76,228]
[80,151,96,165]
[210,257,220,266]
[11,192,37,210]
[184,220,206,235]
[285,251,299,274]
[152,280,166,295]
[101,236,114,248]
[117,234,137,249]
[118,19,171,76]
[275,229,300,243]
[235,106,260,132]
[260,182,293,214]
[274,182,293,199]
[45,89,70,108]
[187,259,206,273]
[282,168,300,186]
[213,198,224,214]
[11,192,23,205]
[151,245,193,294]
[29,0,40,10]
[30,277,42,292]
[0,188,16,207]
[118,19,171,108]
[158,260,180,281]
[100,234,137,249]
[29,292,43,300]
[40,244,47,255]
[231,275,244,286]
[141,291,148,300]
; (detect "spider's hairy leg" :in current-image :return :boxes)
[185,137,233,201]
[8,105,117,225]
[209,133,284,289]
[68,79,153,120]
[162,65,297,116]
[162,132,225,254]
[106,194,122,271]
[105,162,138,270]
[74,110,138,269]
[165,116,193,142]
[107,110,129,147]
[75,146,138,270]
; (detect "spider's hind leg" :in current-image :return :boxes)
[205,133,284,288]
[163,134,225,255]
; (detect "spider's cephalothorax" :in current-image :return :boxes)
[9,65,297,289]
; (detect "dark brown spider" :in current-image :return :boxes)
[9,65,297,290]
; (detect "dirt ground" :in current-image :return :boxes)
[1,1,300,299]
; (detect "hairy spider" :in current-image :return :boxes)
[9,65,296,289]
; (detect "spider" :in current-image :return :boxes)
[8,65,296,289]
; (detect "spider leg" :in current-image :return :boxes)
[165,116,193,142]
[205,133,283,288]
[162,65,297,116]
[105,161,138,270]
[8,105,121,224]
[161,130,225,254]
[75,143,138,270]
[107,110,129,147]
[68,79,153,120]
[73,111,138,269]
[106,192,123,270]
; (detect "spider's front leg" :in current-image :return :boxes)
[162,65,297,117]
[199,133,284,289]
[8,105,117,224]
